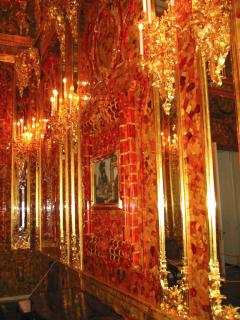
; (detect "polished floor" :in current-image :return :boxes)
[0,290,123,320]
[1,265,239,319]
[221,264,240,307]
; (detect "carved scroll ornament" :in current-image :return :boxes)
[15,47,40,97]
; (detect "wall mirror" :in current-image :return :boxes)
[208,50,240,308]
[11,155,31,249]
[154,84,188,316]
[154,0,167,17]
[160,99,183,287]
[151,2,188,313]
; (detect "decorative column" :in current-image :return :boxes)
[59,145,66,261]
[70,132,81,269]
[82,134,92,235]
[78,129,84,271]
[176,1,210,318]
[65,134,70,265]
[232,0,240,153]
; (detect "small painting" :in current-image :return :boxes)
[91,152,119,207]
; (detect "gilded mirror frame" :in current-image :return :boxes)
[11,151,31,250]
[198,0,240,317]
[153,82,189,317]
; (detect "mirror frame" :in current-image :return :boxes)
[153,84,189,317]
[198,0,240,314]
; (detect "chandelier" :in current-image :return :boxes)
[138,0,178,115]
[13,117,48,157]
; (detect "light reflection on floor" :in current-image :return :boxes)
[31,289,123,320]
[221,265,240,307]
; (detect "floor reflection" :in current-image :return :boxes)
[0,289,123,320]
[32,289,123,320]
[221,265,240,307]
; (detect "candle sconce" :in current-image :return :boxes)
[189,0,231,87]
[138,0,179,115]
[48,79,90,144]
[13,117,48,158]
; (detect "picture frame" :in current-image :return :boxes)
[91,152,121,208]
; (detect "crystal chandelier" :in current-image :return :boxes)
[138,0,178,115]
[13,117,48,157]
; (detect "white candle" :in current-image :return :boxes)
[170,0,174,6]
[53,89,58,112]
[147,0,152,24]
[20,118,23,136]
[50,96,54,115]
[32,117,35,128]
[142,0,147,13]
[138,24,144,56]
[21,187,25,229]
[69,93,73,113]
[63,78,67,99]
[17,121,20,137]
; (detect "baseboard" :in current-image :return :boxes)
[80,272,174,320]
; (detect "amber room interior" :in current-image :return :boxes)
[0,0,240,319]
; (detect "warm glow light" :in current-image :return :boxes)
[147,0,152,24]
[138,23,144,56]
[63,78,67,99]
[80,81,89,86]
[21,187,25,229]
[142,0,147,13]
[82,95,89,101]
[14,116,47,155]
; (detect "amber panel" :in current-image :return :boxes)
[80,0,160,305]
[0,62,13,246]
[176,1,210,318]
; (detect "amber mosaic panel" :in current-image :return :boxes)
[0,62,13,246]
[176,1,210,317]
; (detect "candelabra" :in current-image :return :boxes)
[190,0,231,86]
[48,78,90,143]
[13,117,48,157]
[138,0,178,115]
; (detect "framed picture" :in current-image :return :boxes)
[91,152,121,208]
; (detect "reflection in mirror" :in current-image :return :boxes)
[41,138,58,250]
[159,96,183,287]
[210,52,240,307]
[11,155,30,249]
[154,0,167,17]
